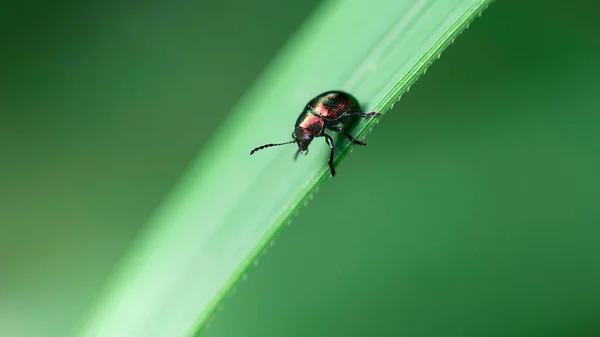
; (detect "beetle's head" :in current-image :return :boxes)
[292,127,313,158]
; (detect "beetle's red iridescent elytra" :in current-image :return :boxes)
[250,91,380,176]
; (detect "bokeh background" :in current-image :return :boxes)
[2,0,600,337]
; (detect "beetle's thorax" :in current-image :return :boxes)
[293,111,323,150]
[296,111,323,136]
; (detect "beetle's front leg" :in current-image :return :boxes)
[329,125,366,146]
[324,133,336,176]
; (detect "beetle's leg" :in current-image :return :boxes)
[341,111,381,119]
[329,125,366,146]
[324,133,336,176]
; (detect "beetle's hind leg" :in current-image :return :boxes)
[342,111,381,119]
[324,133,336,176]
[329,125,366,146]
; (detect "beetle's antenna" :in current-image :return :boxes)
[250,140,295,155]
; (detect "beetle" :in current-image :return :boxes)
[249,91,380,176]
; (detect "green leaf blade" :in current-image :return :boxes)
[76,1,494,337]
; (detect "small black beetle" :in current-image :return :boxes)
[250,91,380,176]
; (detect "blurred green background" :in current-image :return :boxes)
[0,0,322,335]
[2,0,600,337]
